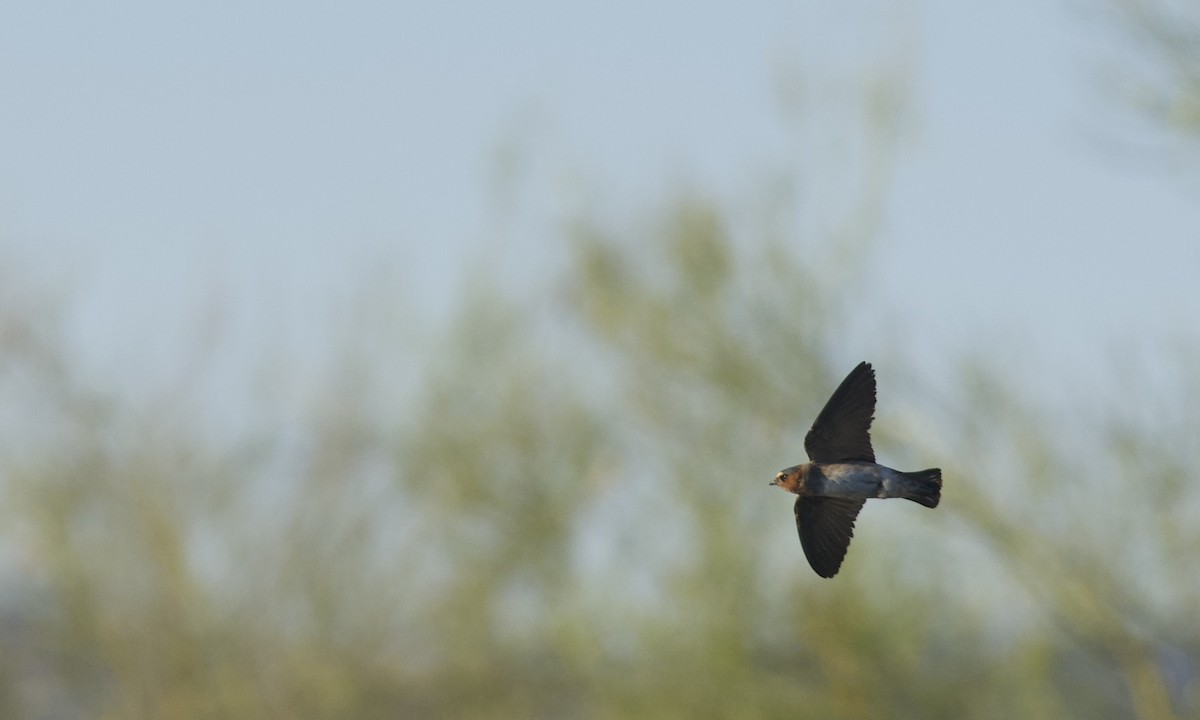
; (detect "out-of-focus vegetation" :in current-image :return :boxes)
[2,11,1200,720]
[1101,0,1200,154]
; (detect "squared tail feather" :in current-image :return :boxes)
[900,468,942,508]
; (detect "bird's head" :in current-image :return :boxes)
[771,465,805,494]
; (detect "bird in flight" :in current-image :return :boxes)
[771,362,941,578]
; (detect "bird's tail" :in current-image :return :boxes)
[899,468,942,508]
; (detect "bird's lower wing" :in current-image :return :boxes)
[795,496,865,578]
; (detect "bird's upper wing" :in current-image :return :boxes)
[795,496,865,578]
[804,361,876,463]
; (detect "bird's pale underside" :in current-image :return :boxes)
[771,362,942,578]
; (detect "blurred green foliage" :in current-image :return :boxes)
[1,177,1197,719]
[1102,0,1200,152]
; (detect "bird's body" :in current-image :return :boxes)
[775,461,941,508]
[771,362,942,577]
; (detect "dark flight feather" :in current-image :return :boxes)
[804,361,876,463]
[795,496,865,578]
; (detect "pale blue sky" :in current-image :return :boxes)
[1,1,1197,401]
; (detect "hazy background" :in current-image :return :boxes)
[1,1,1198,718]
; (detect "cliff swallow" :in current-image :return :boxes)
[771,362,941,578]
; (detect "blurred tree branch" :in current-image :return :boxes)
[1097,0,1200,157]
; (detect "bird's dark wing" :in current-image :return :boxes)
[804,361,876,462]
[795,496,864,578]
